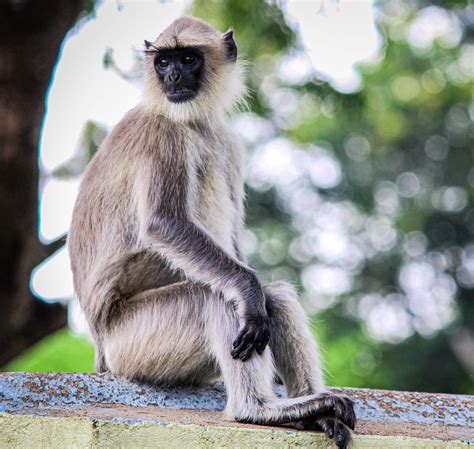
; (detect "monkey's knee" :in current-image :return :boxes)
[263,281,302,319]
[263,281,297,300]
[264,280,317,361]
[264,282,324,397]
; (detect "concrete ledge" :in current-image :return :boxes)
[0,372,473,448]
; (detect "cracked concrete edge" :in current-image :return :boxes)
[2,372,473,429]
[0,412,470,449]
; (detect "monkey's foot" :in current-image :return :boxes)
[293,394,355,449]
[316,393,356,429]
[234,392,356,446]
[294,415,353,449]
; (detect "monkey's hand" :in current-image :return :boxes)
[231,314,270,361]
[231,280,270,362]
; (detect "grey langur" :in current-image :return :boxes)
[68,16,356,448]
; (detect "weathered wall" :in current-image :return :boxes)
[0,373,473,448]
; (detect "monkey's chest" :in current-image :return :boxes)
[195,163,236,255]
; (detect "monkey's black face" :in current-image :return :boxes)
[154,48,204,103]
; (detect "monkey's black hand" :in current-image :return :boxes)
[231,313,270,362]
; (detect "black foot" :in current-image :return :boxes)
[317,393,356,430]
[294,394,356,449]
[295,416,353,449]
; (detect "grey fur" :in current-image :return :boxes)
[68,16,355,447]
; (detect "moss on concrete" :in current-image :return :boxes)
[0,413,470,449]
[0,413,93,449]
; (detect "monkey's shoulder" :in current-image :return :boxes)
[85,107,241,186]
[104,108,198,157]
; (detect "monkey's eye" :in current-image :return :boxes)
[183,55,196,65]
[157,58,169,68]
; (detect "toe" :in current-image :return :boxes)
[334,419,352,449]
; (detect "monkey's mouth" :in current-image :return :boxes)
[167,89,197,103]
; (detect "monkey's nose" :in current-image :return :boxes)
[168,71,181,83]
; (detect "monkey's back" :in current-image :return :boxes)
[69,109,149,301]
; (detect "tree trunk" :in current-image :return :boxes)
[0,0,84,366]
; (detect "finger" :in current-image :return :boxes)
[255,331,268,354]
[294,417,320,431]
[333,396,356,430]
[341,397,356,430]
[231,329,254,358]
[256,342,266,354]
[232,328,253,351]
[232,328,247,348]
[317,416,335,438]
[239,344,255,361]
[231,342,248,359]
[315,416,351,449]
[333,419,352,449]
[261,329,270,347]
[325,421,335,439]
[253,328,269,354]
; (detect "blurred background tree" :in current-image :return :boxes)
[0,0,86,366]
[3,0,473,395]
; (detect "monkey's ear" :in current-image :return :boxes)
[222,29,237,62]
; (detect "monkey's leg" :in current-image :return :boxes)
[263,281,356,443]
[102,282,220,386]
[264,281,323,398]
[207,295,355,448]
[86,250,183,373]
[102,281,354,448]
[94,344,108,373]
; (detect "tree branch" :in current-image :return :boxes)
[43,233,68,259]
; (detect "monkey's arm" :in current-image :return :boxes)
[233,228,247,263]
[135,144,269,361]
[227,138,248,264]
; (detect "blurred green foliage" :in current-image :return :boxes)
[190,0,474,394]
[5,330,94,372]
[7,0,473,394]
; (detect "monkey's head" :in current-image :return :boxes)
[142,16,246,122]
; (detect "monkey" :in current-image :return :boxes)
[68,16,356,448]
